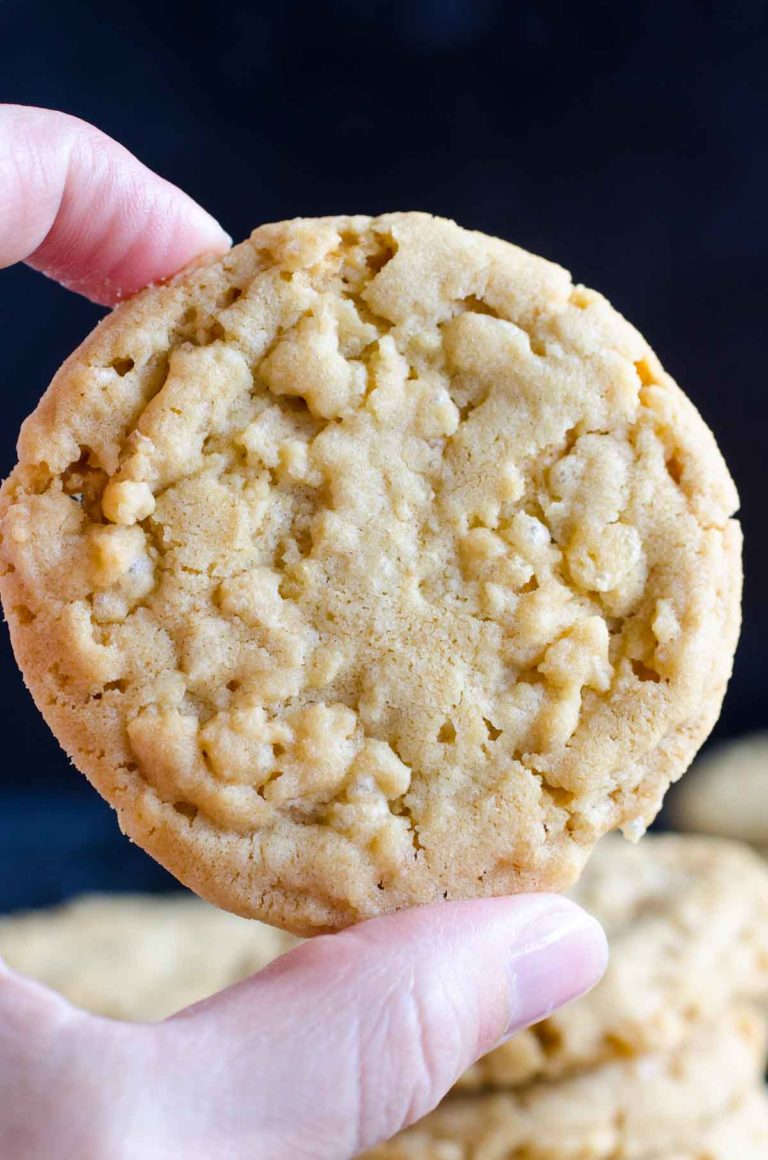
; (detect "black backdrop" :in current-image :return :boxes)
[0,0,765,909]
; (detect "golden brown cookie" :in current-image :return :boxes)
[669,732,768,851]
[363,1011,767,1160]
[458,834,768,1088]
[0,213,741,933]
[0,893,296,1020]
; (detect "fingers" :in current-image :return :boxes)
[0,104,231,305]
[147,896,607,1159]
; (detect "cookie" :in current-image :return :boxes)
[662,1090,768,1160]
[363,1010,767,1160]
[458,833,768,1088]
[0,213,741,934]
[0,893,296,1021]
[669,733,768,850]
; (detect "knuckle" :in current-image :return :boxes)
[354,968,468,1146]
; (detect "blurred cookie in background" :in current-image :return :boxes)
[365,1009,768,1160]
[0,893,297,1021]
[668,733,768,857]
[458,833,768,1089]
[666,1089,768,1160]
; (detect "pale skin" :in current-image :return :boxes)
[0,105,608,1160]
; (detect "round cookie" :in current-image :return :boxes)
[669,733,768,850]
[363,1010,767,1160]
[0,893,296,1021]
[458,833,768,1088]
[0,213,741,934]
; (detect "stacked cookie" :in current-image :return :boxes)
[365,834,768,1159]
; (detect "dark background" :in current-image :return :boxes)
[0,0,765,911]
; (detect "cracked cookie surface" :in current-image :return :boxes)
[0,213,741,933]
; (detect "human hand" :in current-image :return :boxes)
[0,105,607,1160]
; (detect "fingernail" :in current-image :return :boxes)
[502,902,607,1041]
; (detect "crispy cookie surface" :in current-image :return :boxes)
[459,834,768,1088]
[364,1011,767,1160]
[0,893,296,1021]
[0,213,741,932]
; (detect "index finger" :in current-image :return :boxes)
[0,104,231,306]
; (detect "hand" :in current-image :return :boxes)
[0,105,608,1160]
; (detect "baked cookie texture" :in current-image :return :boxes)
[363,1010,767,1160]
[669,733,768,850]
[0,893,296,1021]
[0,213,741,933]
[664,1091,768,1160]
[458,833,768,1088]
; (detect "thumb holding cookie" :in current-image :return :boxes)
[0,895,604,1159]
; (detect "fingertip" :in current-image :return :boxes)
[2,104,234,305]
[102,204,233,307]
[502,897,608,1042]
[299,893,607,1059]
[188,211,233,253]
[55,178,234,307]
[147,189,233,276]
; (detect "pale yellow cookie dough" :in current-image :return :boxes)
[363,1011,767,1160]
[458,833,768,1088]
[0,213,741,933]
[669,732,768,850]
[0,893,296,1020]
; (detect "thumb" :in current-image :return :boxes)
[144,896,607,1159]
